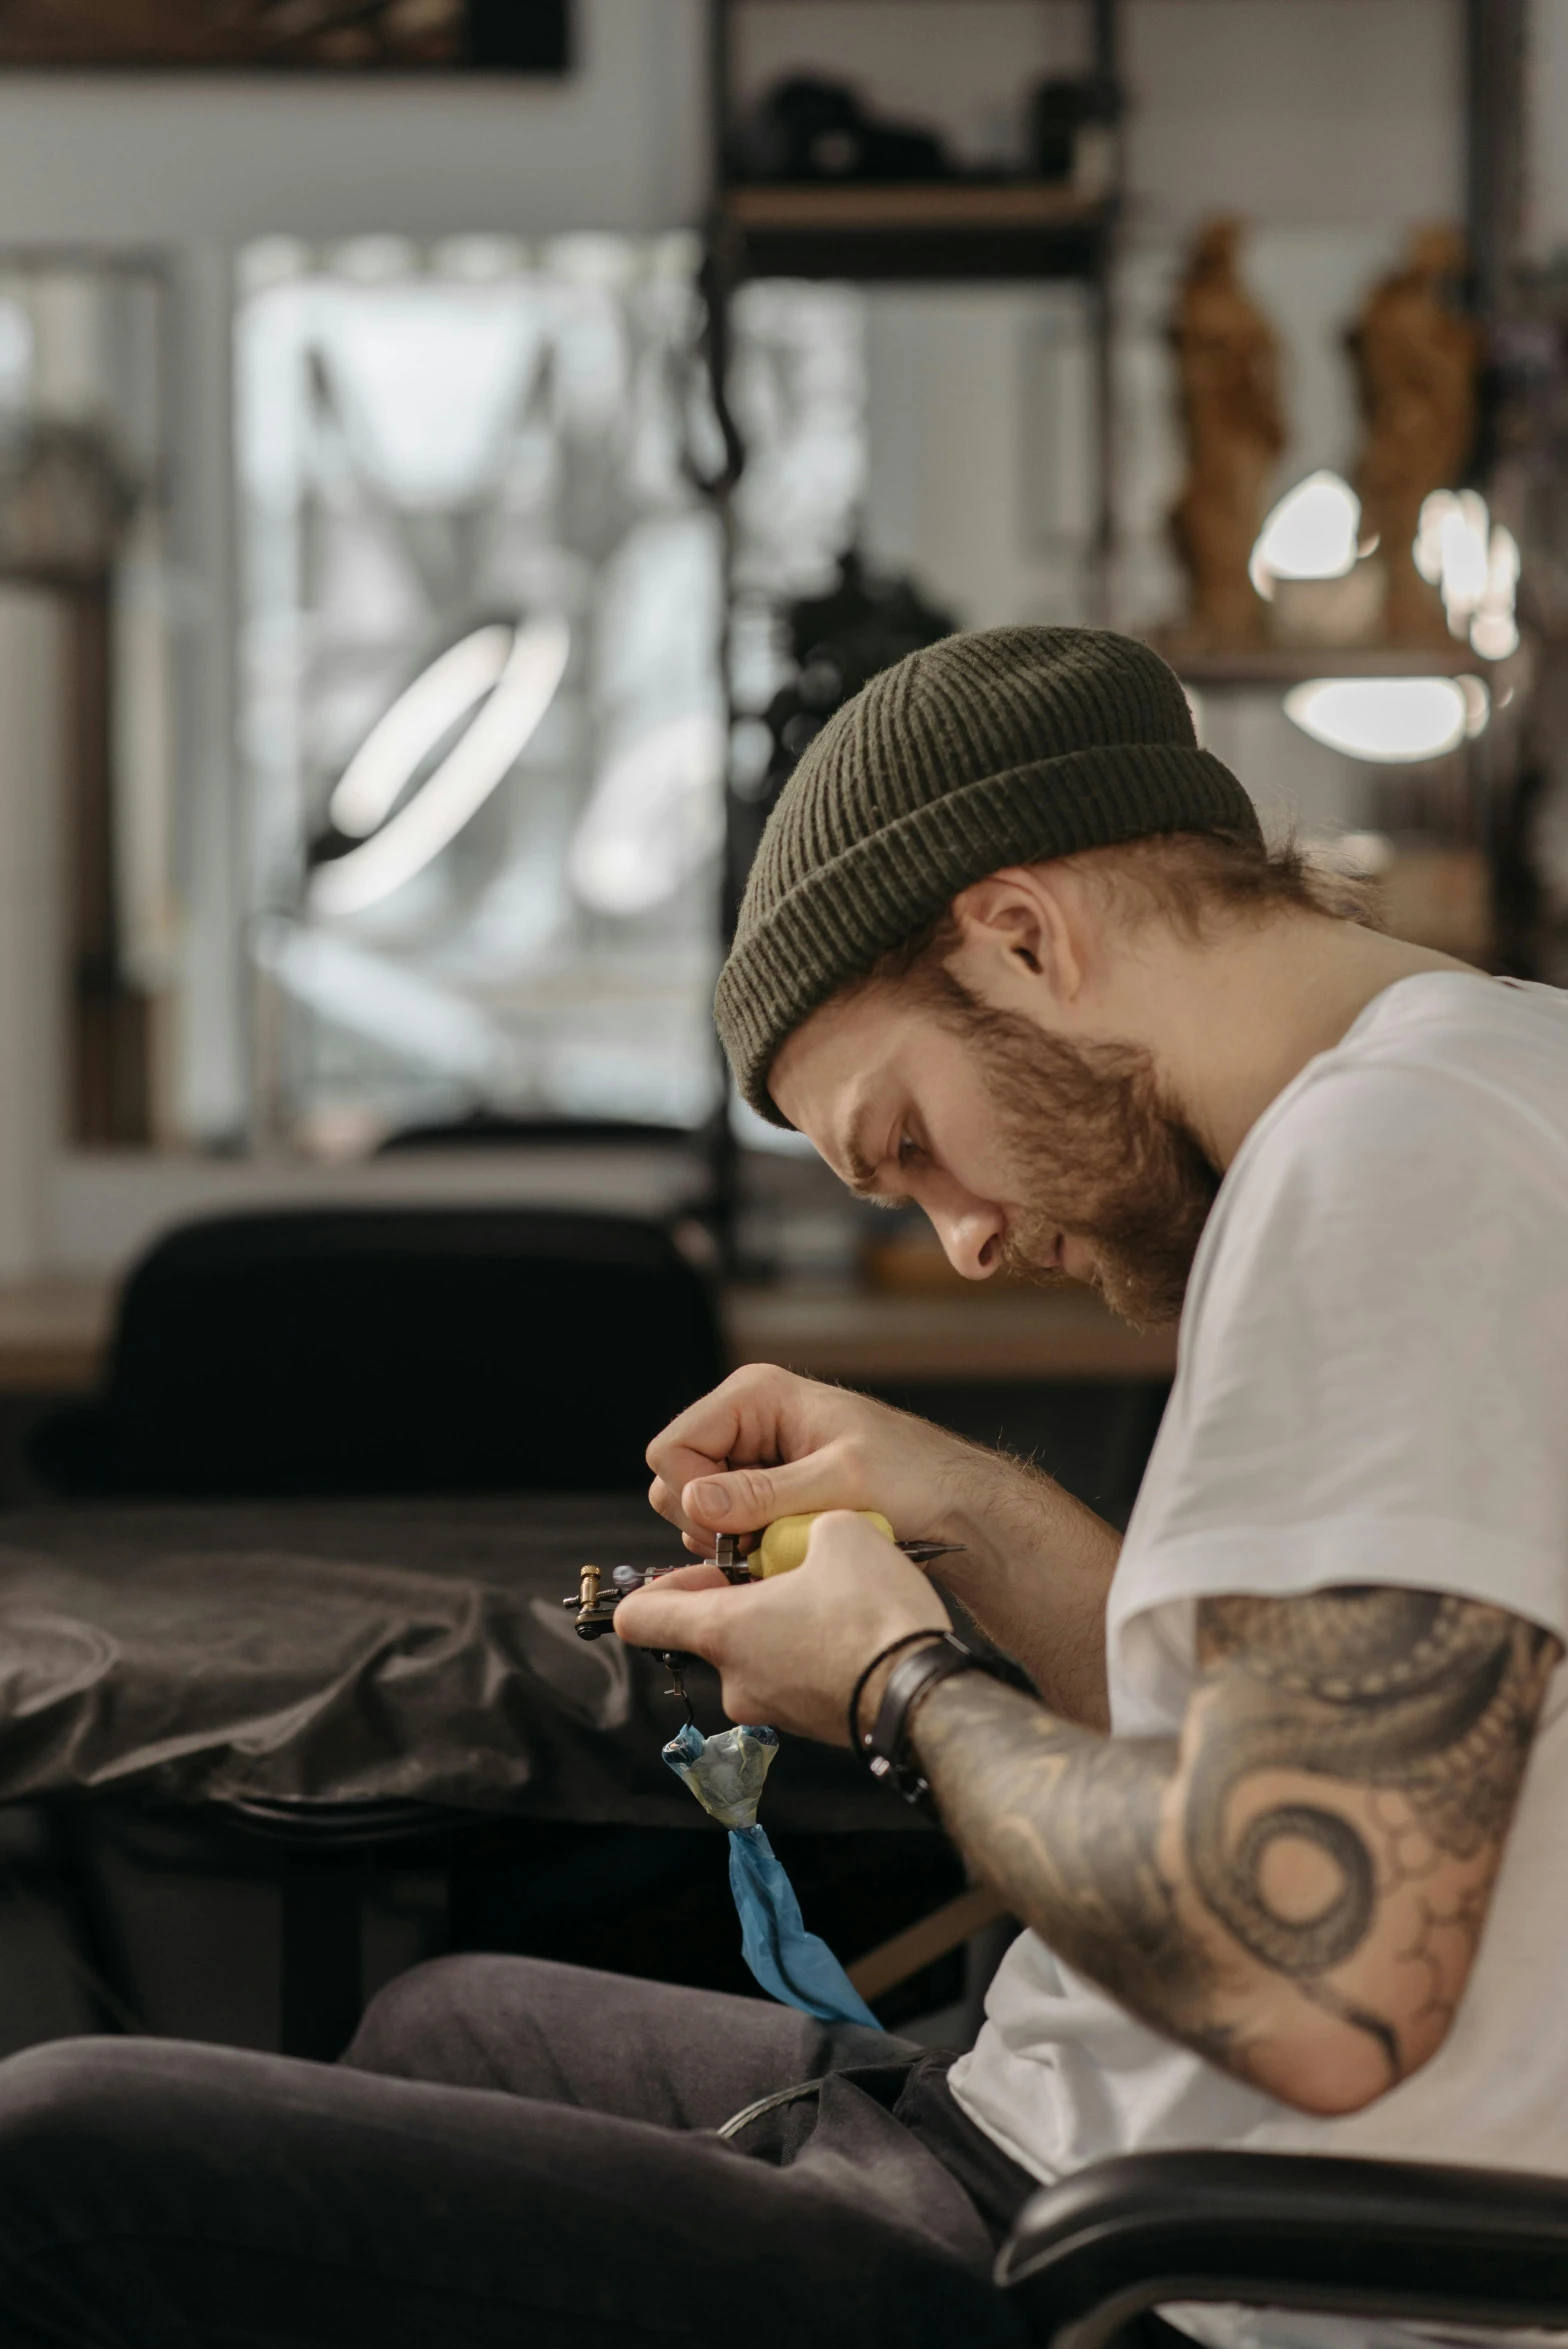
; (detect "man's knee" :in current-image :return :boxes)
[348,1951,539,2077]
[348,1951,627,2096]
[0,2039,142,2204]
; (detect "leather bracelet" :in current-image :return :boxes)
[863,1631,1004,1811]
[846,1631,947,1758]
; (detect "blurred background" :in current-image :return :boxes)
[0,0,1556,2060]
[0,0,1555,1247]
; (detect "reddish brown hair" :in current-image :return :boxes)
[862,826,1378,992]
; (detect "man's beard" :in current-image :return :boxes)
[957,1008,1220,1327]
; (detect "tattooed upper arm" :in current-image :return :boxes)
[908,1585,1559,2116]
[1182,1588,1559,2104]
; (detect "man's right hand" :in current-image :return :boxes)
[646,1363,976,1554]
[645,1364,1122,1726]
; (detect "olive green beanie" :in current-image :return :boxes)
[716,624,1261,1124]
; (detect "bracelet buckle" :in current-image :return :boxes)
[863,1631,982,1811]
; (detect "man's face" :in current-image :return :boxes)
[769,973,1219,1327]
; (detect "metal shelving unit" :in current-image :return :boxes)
[717,176,1113,283]
[697,0,1124,1250]
[704,0,1122,621]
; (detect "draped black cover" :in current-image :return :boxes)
[0,1498,924,1830]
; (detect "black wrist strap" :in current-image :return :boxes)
[860,1631,1007,1812]
[846,1631,946,1757]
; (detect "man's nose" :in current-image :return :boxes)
[924,1193,1007,1280]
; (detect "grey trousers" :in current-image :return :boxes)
[0,1953,1035,2348]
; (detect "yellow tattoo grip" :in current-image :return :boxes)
[749,1510,895,1578]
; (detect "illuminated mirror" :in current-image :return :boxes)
[237,237,866,1153]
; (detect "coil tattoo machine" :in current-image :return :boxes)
[564,1513,964,1722]
[566,1536,749,1720]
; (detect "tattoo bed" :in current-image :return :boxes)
[0,1496,991,2059]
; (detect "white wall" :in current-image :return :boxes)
[0,3,707,244]
[51,1144,709,1274]
[862,284,1092,631]
[0,592,64,1278]
[1124,0,1461,236]
[1529,0,1568,257]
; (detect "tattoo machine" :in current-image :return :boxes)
[564,1536,750,1723]
[568,1512,963,1641]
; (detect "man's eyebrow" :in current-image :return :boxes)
[840,1089,910,1202]
[844,1144,882,1197]
[835,1101,881,1195]
[841,1121,908,1209]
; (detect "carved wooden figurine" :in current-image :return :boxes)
[1347,226,1480,646]
[1167,216,1286,650]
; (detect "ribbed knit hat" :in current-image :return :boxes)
[717,624,1261,1124]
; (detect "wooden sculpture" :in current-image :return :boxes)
[1347,226,1480,646]
[1167,216,1286,650]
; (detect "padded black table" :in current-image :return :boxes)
[0,1496,918,1826]
[0,1497,933,2054]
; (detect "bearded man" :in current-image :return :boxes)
[0,627,1561,2349]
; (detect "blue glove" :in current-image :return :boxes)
[663,1721,882,2032]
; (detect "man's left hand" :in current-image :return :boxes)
[612,1512,949,1744]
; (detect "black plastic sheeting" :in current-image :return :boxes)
[0,1499,924,1830]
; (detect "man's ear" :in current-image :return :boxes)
[948,865,1088,1004]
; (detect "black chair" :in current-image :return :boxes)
[30,1206,723,1497]
[997,2148,1568,2344]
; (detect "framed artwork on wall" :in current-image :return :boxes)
[0,1,571,72]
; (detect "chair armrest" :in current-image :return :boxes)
[996,2149,1568,2349]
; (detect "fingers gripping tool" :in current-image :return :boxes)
[564,1514,965,1723]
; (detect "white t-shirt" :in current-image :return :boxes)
[949,974,1568,2235]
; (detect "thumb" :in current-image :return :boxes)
[613,1573,730,1657]
[682,1449,866,1536]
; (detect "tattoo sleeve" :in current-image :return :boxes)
[910,1587,1560,2108]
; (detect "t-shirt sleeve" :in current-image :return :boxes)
[1108,1060,1568,1722]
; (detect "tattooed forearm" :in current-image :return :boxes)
[906,1680,1228,2053]
[909,1587,1559,2113]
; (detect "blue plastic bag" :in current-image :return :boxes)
[662,1721,882,2031]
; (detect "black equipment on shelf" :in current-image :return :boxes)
[727,551,957,909]
[727,73,955,186]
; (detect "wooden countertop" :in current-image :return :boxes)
[0,1273,1175,1397]
[0,1278,116,1392]
[727,1281,1176,1384]
[723,182,1106,231]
